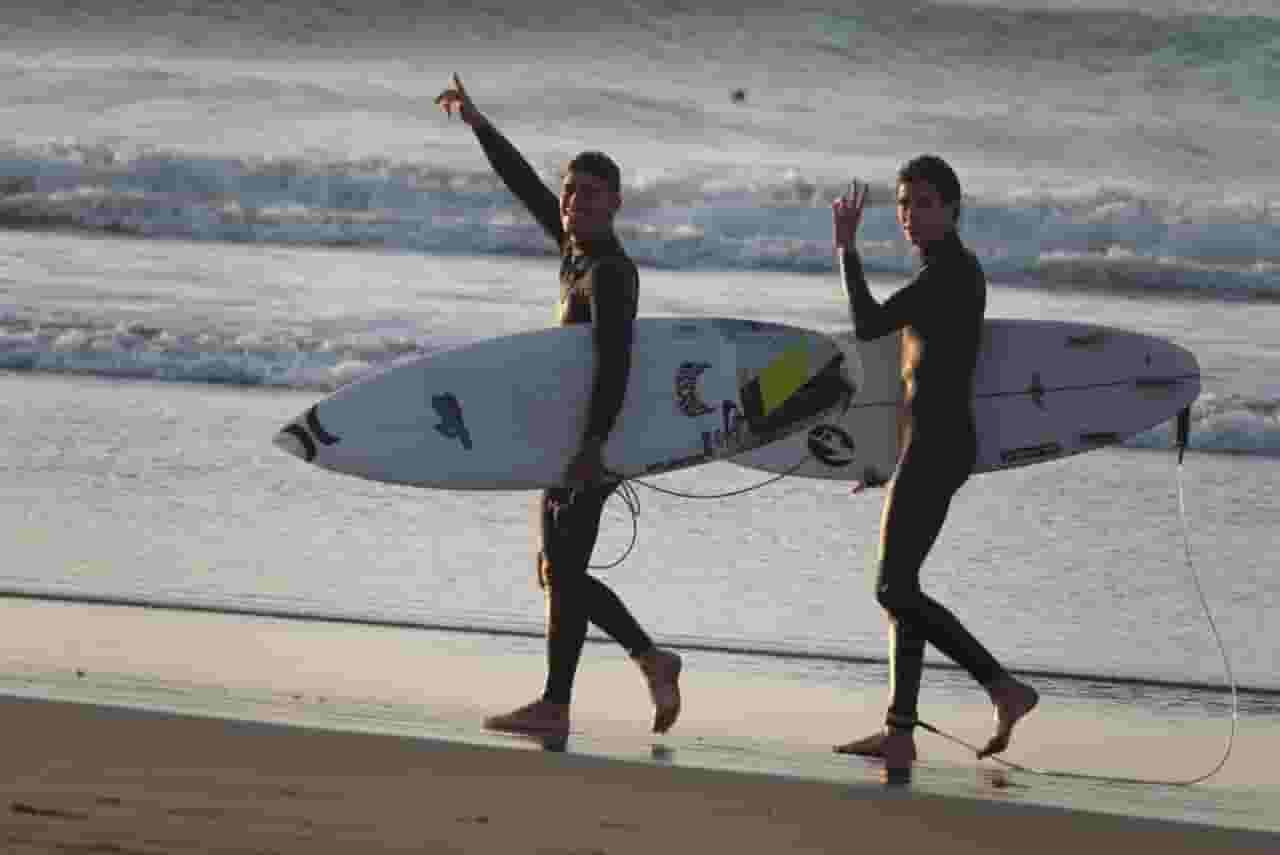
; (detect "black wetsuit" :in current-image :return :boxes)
[473,123,653,705]
[841,232,1005,729]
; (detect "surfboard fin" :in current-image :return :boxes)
[1176,405,1191,464]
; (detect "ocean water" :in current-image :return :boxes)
[1,0,1278,722]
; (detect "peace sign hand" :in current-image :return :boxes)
[832,179,868,251]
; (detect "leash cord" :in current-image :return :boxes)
[595,411,1238,787]
[920,425,1239,786]
[589,452,814,569]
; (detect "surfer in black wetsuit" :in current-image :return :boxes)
[830,157,1039,777]
[435,73,681,739]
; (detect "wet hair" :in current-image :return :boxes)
[565,150,621,194]
[897,154,962,222]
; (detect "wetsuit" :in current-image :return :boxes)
[473,123,653,705]
[840,231,1005,730]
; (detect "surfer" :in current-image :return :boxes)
[830,157,1039,776]
[435,73,682,738]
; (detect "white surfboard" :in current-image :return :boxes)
[730,319,1200,485]
[274,317,853,490]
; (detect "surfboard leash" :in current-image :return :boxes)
[603,409,1240,786]
[590,451,816,569]
[916,405,1240,787]
[624,450,816,501]
[590,479,642,570]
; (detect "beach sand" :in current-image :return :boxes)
[3,696,1276,855]
[1,598,1278,853]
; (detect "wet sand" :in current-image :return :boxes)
[1,598,1278,853]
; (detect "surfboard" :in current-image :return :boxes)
[729,319,1200,486]
[273,317,853,490]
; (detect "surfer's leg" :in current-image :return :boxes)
[544,482,683,732]
[540,487,594,706]
[837,476,927,762]
[547,483,651,651]
[835,612,920,771]
[877,448,1037,755]
[876,448,1002,687]
[485,489,575,736]
[579,560,684,734]
[835,472,935,768]
[885,616,927,734]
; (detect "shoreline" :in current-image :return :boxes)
[2,584,1275,703]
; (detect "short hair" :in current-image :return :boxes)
[897,155,962,218]
[566,150,621,193]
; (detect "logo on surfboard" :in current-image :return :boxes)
[432,393,473,450]
[701,400,749,456]
[675,361,714,418]
[807,423,856,467]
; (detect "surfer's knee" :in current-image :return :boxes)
[536,550,551,591]
[875,571,923,619]
[537,552,590,596]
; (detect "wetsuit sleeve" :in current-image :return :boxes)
[582,260,636,442]
[840,248,931,340]
[473,122,564,246]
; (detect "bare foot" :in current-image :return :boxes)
[978,676,1039,758]
[833,730,887,757]
[635,648,682,734]
[836,728,916,775]
[483,699,569,737]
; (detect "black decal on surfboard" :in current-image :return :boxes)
[1066,331,1106,349]
[700,401,748,456]
[722,400,741,436]
[305,405,340,445]
[1000,442,1062,464]
[676,361,714,417]
[281,424,317,462]
[740,353,850,440]
[807,424,856,468]
[432,393,473,450]
[1080,432,1120,445]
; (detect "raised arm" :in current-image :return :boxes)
[436,73,563,245]
[834,182,926,340]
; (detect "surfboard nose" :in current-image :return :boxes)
[273,405,341,464]
[273,421,315,462]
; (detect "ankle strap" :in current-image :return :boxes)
[885,713,918,732]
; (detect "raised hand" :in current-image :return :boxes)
[832,179,868,251]
[434,72,486,127]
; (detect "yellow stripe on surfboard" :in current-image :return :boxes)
[757,345,810,415]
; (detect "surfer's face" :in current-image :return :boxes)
[896,178,956,250]
[560,171,620,240]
